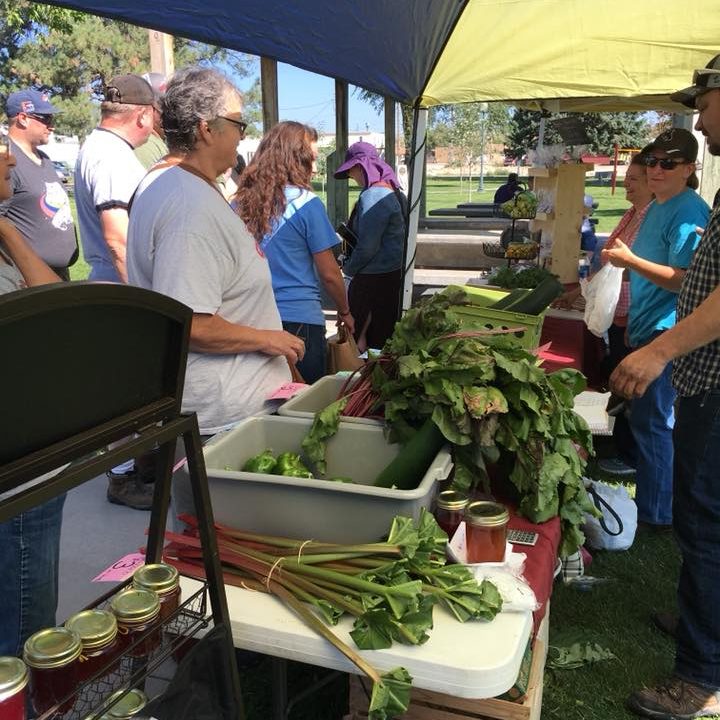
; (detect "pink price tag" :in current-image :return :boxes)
[93,552,146,582]
[267,382,308,400]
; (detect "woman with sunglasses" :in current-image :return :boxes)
[603,128,710,530]
[234,121,353,383]
[0,136,67,657]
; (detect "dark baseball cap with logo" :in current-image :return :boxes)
[6,89,60,118]
[103,74,155,106]
[646,128,698,162]
[671,53,720,109]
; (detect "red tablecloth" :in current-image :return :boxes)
[507,512,561,635]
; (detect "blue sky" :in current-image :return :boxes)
[236,62,385,134]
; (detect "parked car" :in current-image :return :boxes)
[52,160,72,184]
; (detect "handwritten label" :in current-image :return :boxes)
[93,552,146,582]
[267,382,308,400]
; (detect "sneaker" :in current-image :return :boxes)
[106,472,154,510]
[627,677,720,719]
[652,611,678,638]
[598,457,636,476]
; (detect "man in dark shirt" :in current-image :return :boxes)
[493,172,522,204]
[0,89,76,279]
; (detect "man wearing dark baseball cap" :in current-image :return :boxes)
[135,72,169,169]
[0,89,77,279]
[74,73,156,509]
[612,55,720,720]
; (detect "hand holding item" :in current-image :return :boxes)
[609,344,668,399]
[263,330,306,364]
[601,238,635,269]
[336,309,355,335]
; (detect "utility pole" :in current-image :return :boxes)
[478,102,488,192]
[147,30,174,76]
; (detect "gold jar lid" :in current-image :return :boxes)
[132,562,179,596]
[465,501,510,528]
[100,688,148,718]
[23,627,82,669]
[65,609,118,650]
[436,490,470,511]
[0,656,28,696]
[110,588,160,625]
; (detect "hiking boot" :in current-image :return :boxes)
[106,472,154,510]
[627,677,720,719]
[598,457,636,476]
[652,611,679,638]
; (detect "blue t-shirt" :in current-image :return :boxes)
[344,185,404,276]
[628,189,709,346]
[260,187,339,325]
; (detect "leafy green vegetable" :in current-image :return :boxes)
[547,642,617,670]
[242,449,277,474]
[489,265,560,290]
[368,667,413,720]
[301,397,348,475]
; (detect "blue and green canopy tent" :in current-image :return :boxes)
[36,0,720,297]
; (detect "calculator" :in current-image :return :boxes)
[507,529,539,546]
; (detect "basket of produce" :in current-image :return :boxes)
[505,242,539,260]
[449,278,562,351]
[500,190,538,219]
[488,266,559,290]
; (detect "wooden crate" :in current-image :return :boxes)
[344,611,548,720]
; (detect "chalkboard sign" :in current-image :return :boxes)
[549,117,590,146]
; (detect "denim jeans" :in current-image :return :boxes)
[282,322,327,385]
[673,389,720,689]
[0,493,66,655]
[628,361,675,525]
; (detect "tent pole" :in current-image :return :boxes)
[401,105,427,311]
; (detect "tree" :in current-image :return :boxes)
[3,3,257,138]
[505,108,651,160]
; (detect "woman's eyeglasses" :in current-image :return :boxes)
[643,156,688,170]
[217,115,247,138]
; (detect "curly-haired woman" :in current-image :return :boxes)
[235,121,353,383]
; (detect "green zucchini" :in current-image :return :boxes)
[490,288,531,310]
[509,277,563,315]
[373,418,445,490]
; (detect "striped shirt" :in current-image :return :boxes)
[673,202,720,396]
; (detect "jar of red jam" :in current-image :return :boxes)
[99,688,148,718]
[132,563,181,622]
[23,627,82,716]
[0,656,28,720]
[434,490,469,538]
[110,588,161,659]
[65,609,120,684]
[464,501,509,563]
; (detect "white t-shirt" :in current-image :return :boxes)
[127,165,290,434]
[74,128,146,282]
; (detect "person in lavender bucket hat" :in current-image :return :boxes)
[334,142,406,350]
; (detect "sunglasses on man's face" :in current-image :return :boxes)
[26,113,55,128]
[217,115,247,138]
[643,156,687,170]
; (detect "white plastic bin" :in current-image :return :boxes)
[174,415,452,543]
[278,374,382,426]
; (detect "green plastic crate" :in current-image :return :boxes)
[449,284,546,351]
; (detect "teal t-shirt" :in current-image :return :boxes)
[628,189,709,346]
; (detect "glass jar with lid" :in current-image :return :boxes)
[132,563,181,622]
[23,627,82,715]
[110,588,161,659]
[433,490,469,538]
[0,656,29,720]
[99,688,148,718]
[464,501,510,563]
[65,609,120,684]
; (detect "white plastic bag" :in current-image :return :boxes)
[581,263,624,337]
[582,478,637,551]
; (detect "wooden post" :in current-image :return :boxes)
[260,57,279,131]
[384,95,396,170]
[147,30,174,76]
[327,79,349,227]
